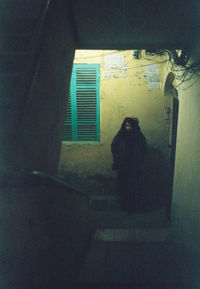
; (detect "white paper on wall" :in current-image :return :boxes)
[105,54,124,69]
[144,64,161,90]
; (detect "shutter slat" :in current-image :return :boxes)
[78,124,96,140]
[76,68,97,85]
[63,91,72,140]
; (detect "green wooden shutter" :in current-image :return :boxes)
[63,64,100,141]
[76,64,100,141]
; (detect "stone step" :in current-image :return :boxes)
[89,194,166,212]
[89,195,121,211]
[90,195,120,200]
[90,208,169,230]
[94,228,170,242]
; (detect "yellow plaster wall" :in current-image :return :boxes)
[173,78,200,244]
[59,50,170,176]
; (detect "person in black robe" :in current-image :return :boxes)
[111,117,146,213]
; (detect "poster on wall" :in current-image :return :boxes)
[144,64,161,90]
[105,54,124,69]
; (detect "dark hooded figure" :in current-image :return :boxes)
[111,117,146,213]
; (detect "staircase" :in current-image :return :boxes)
[76,194,184,289]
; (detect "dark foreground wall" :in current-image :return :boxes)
[0,171,91,289]
[0,0,75,175]
[14,0,76,175]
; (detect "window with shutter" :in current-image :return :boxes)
[63,64,100,141]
